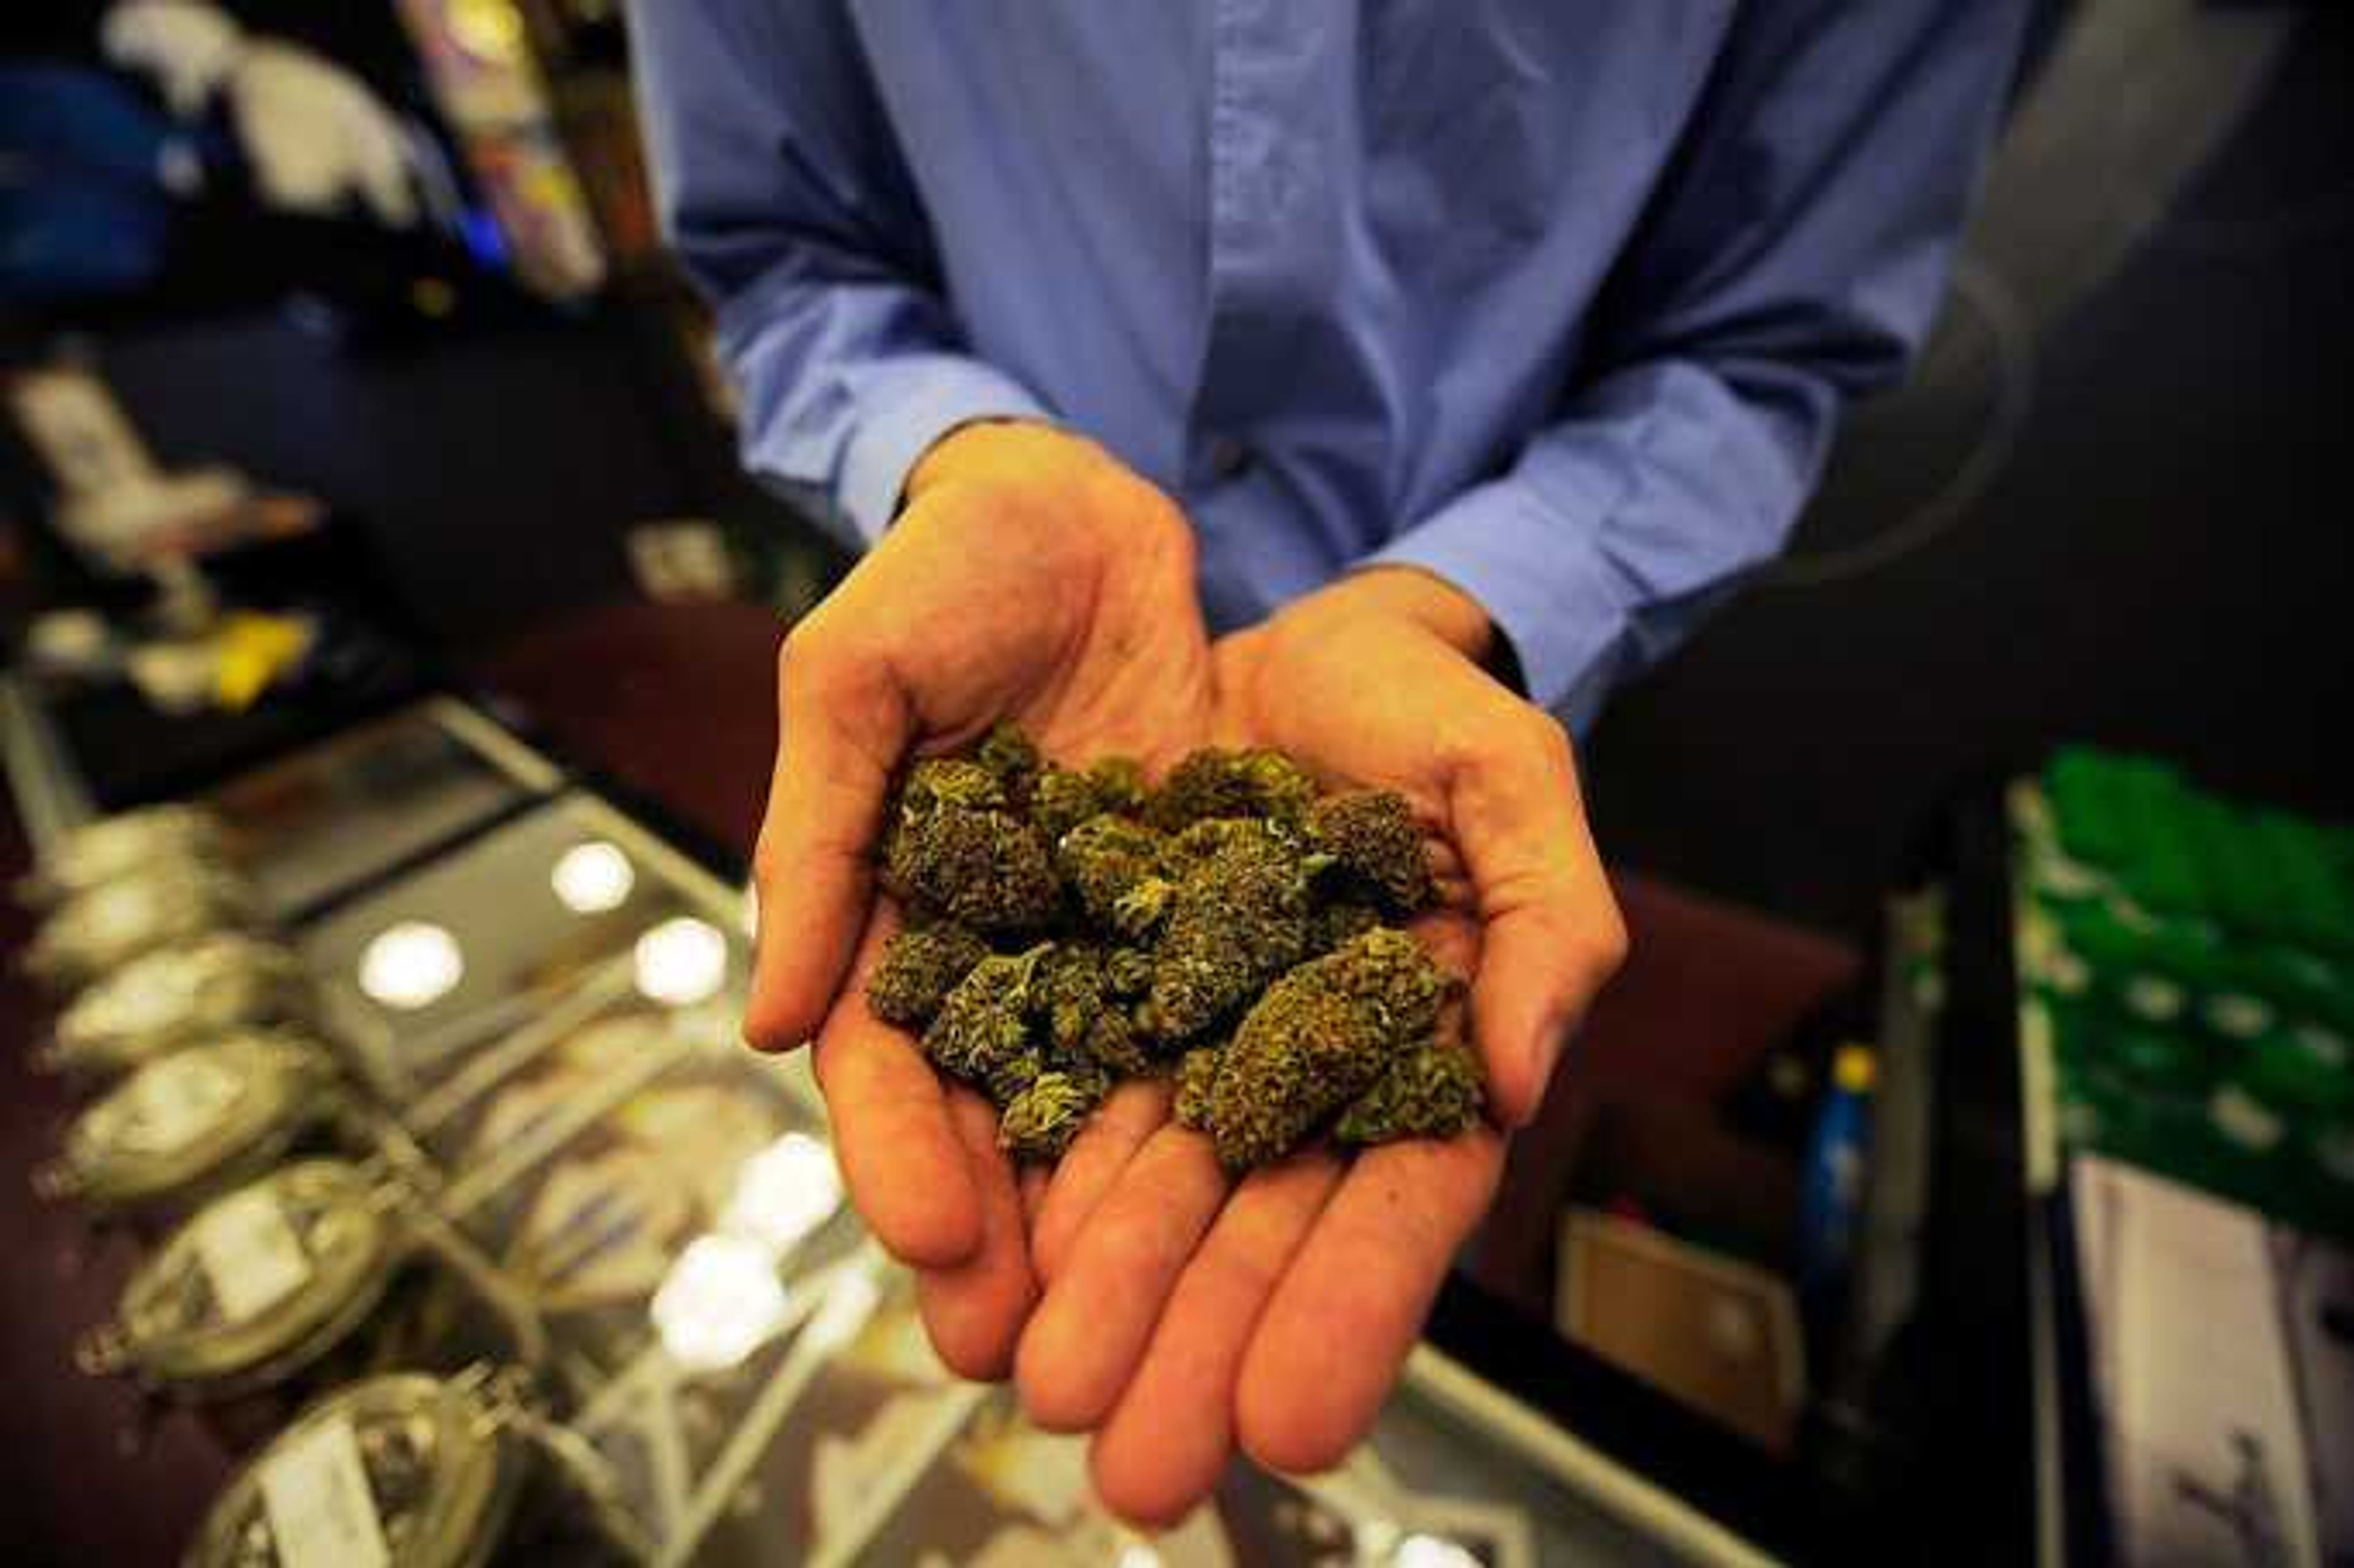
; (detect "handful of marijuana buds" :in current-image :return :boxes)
[864,724,1484,1166]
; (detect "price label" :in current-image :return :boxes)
[193,1185,312,1322]
[260,1415,390,1568]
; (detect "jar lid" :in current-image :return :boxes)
[48,934,304,1077]
[45,1032,331,1210]
[18,805,227,907]
[27,863,256,988]
[186,1371,517,1568]
[87,1160,394,1393]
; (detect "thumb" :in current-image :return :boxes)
[1450,710,1628,1125]
[744,624,910,1051]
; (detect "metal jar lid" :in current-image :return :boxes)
[17,804,229,908]
[26,862,259,991]
[185,1370,519,1568]
[82,1160,396,1396]
[39,1032,334,1212]
[47,934,308,1078]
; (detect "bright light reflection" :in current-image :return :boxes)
[551,841,634,914]
[652,1234,790,1372]
[720,1133,843,1254]
[1115,1547,1164,1568]
[358,921,463,1010]
[1393,1536,1480,1568]
[804,1268,882,1355]
[739,880,760,938]
[634,916,728,1007]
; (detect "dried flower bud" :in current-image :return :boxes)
[975,720,1042,806]
[1138,820,1314,1044]
[1148,747,1317,832]
[999,1068,1108,1160]
[923,943,1050,1092]
[1056,813,1166,928]
[885,761,1059,934]
[1174,1046,1222,1132]
[1308,900,1381,956]
[1333,1038,1484,1146]
[1206,927,1451,1170]
[866,922,989,1029]
[1308,790,1433,913]
[1032,756,1151,843]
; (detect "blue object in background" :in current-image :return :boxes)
[1797,1045,1877,1294]
[0,64,191,302]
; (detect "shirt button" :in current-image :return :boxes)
[1203,433,1253,481]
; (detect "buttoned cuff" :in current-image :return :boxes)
[837,355,1053,545]
[1365,478,1632,736]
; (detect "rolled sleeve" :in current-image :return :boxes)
[1366,479,1631,736]
[833,354,1052,544]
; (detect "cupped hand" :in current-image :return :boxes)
[747,422,1214,1296]
[1012,568,1627,1524]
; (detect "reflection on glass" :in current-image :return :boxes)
[1392,1532,1482,1568]
[551,841,636,915]
[634,916,728,1007]
[357,921,465,1010]
[805,1268,883,1356]
[720,1133,843,1256]
[740,880,760,938]
[652,1234,790,1372]
[1114,1545,1164,1568]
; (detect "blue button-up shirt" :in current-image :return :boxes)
[630,2,2025,729]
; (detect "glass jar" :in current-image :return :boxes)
[44,933,311,1079]
[185,1367,650,1567]
[78,1159,549,1409]
[25,861,260,992]
[15,804,229,908]
[36,1031,340,1216]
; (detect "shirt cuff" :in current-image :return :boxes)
[837,355,1053,545]
[1363,478,1632,735]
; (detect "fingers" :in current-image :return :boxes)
[1446,710,1628,1125]
[1015,1126,1228,1431]
[1029,1078,1174,1284]
[1089,1153,1343,1527]
[914,1091,1039,1379]
[745,622,911,1052]
[810,922,982,1269]
[1235,1128,1504,1475]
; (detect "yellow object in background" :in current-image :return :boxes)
[211,612,314,710]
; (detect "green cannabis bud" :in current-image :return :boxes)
[861,725,1482,1170]
[999,1068,1109,1160]
[1173,1046,1221,1132]
[1032,756,1149,842]
[1139,819,1315,1044]
[1333,1038,1484,1146]
[1205,927,1453,1170]
[1309,790,1434,913]
[1056,813,1168,929]
[923,944,1050,1098]
[884,759,1061,934]
[1148,747,1317,832]
[975,720,1042,806]
[866,921,989,1028]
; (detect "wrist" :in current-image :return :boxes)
[904,418,1092,503]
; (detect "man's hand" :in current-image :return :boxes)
[1011,568,1627,1524]
[747,422,1214,1335]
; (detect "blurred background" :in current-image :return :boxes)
[2,3,2350,1566]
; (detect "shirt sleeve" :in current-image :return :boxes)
[1367,0,2030,730]
[625,0,1049,548]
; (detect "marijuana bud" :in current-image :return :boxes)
[866,921,989,1028]
[1173,1045,1222,1132]
[884,758,1061,934]
[1205,927,1452,1170]
[975,720,1042,807]
[1031,755,1151,843]
[1333,1038,1485,1146]
[1308,790,1433,913]
[1138,819,1315,1044]
[1055,813,1167,929]
[1148,747,1317,833]
[923,944,1050,1095]
[1308,900,1382,956]
[1033,942,1110,1056]
[998,1068,1109,1161]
